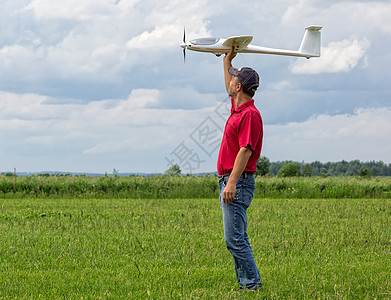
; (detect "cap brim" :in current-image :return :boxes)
[228,67,239,76]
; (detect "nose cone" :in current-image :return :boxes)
[180,43,187,49]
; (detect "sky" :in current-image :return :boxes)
[1,0,391,174]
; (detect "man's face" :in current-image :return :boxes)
[228,76,240,98]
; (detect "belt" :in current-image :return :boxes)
[219,172,252,180]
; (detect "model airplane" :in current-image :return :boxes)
[180,25,322,60]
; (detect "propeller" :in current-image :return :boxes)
[181,27,186,63]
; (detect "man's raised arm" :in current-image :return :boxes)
[223,47,236,94]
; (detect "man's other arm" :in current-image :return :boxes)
[222,146,252,204]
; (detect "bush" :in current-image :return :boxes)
[256,156,271,176]
[164,164,182,176]
[277,162,300,177]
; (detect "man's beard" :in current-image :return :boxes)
[228,89,237,99]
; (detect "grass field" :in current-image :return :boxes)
[1,175,391,199]
[1,197,390,299]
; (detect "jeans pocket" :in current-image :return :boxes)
[243,184,255,207]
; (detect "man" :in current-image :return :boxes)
[217,47,263,291]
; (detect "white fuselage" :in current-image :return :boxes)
[181,39,316,59]
[180,26,322,59]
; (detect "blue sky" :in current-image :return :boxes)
[1,0,390,174]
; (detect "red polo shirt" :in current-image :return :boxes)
[217,98,263,175]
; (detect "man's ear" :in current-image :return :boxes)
[236,82,242,92]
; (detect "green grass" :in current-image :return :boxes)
[0,197,390,299]
[1,175,391,199]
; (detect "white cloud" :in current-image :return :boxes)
[126,1,214,52]
[282,0,391,35]
[26,0,138,21]
[126,25,183,50]
[290,37,370,74]
[126,89,160,109]
[267,80,294,91]
[263,107,391,163]
[0,0,215,83]
[0,92,59,119]
[0,89,214,155]
[0,45,50,81]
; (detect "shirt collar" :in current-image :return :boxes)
[231,98,254,114]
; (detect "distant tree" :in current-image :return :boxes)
[165,164,182,176]
[269,159,391,177]
[346,160,361,176]
[302,163,313,177]
[310,161,323,176]
[256,156,271,176]
[39,173,50,177]
[270,161,284,176]
[277,162,300,177]
[359,167,371,177]
[320,167,328,176]
[335,160,348,176]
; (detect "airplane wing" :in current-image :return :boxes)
[222,36,253,49]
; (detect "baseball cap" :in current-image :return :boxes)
[228,67,260,92]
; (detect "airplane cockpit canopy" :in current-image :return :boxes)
[190,38,220,45]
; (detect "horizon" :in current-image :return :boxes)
[3,158,390,176]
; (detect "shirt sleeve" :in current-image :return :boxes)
[238,111,262,151]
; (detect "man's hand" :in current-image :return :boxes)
[222,181,236,204]
[224,46,237,63]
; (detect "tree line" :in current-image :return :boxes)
[257,158,391,177]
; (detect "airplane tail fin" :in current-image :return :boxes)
[298,25,322,57]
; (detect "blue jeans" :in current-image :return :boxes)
[219,173,262,290]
